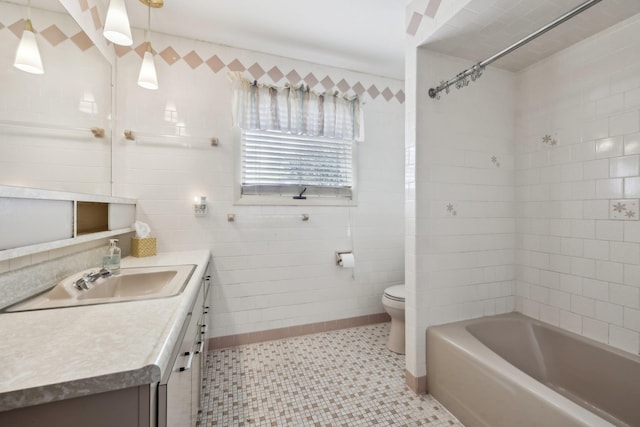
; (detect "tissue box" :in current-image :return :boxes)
[131,237,156,257]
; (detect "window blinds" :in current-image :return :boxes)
[241,129,353,198]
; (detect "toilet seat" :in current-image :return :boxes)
[383,285,405,302]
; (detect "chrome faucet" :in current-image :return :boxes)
[73,268,112,290]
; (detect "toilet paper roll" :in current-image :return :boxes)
[339,252,355,268]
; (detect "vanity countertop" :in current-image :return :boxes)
[0,250,211,412]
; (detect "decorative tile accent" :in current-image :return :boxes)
[206,55,225,73]
[202,324,463,427]
[248,62,265,79]
[267,66,284,82]
[70,31,93,51]
[41,25,67,46]
[114,45,132,58]
[303,72,319,88]
[425,0,442,18]
[337,78,351,93]
[367,84,380,99]
[8,19,26,38]
[491,155,501,167]
[286,69,302,85]
[0,18,404,105]
[90,6,101,31]
[158,46,180,64]
[610,199,640,220]
[446,203,457,216]
[382,87,394,101]
[320,75,334,91]
[227,59,246,72]
[182,50,204,69]
[542,134,558,146]
[352,82,366,97]
[79,0,89,12]
[406,12,423,36]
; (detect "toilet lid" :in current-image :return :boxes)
[384,285,405,302]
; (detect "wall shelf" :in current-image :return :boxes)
[0,186,136,262]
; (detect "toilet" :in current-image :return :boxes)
[382,284,405,354]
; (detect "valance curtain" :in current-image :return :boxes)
[229,72,363,141]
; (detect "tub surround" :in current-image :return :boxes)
[0,250,210,412]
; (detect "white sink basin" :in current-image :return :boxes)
[6,265,196,312]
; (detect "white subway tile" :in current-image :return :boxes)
[610,111,639,137]
[610,241,640,264]
[595,260,624,283]
[583,239,609,260]
[570,257,595,279]
[610,155,640,177]
[609,325,639,354]
[582,159,610,180]
[595,137,623,158]
[559,310,582,334]
[595,178,624,199]
[624,177,640,198]
[571,295,596,317]
[582,317,609,344]
[625,88,640,110]
[596,301,624,325]
[582,278,609,301]
[624,307,640,332]
[595,220,624,241]
[623,132,640,155]
[610,283,640,309]
[561,238,583,257]
[540,304,560,325]
[596,93,624,116]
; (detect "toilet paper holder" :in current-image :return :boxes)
[336,251,354,266]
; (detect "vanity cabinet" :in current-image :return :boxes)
[0,256,212,427]
[158,258,211,427]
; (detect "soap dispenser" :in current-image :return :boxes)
[103,239,121,275]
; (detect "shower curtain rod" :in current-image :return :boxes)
[427,0,603,99]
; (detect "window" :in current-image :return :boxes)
[229,72,362,205]
[241,129,354,199]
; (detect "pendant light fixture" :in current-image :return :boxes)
[103,0,133,46]
[14,0,44,75]
[137,0,163,90]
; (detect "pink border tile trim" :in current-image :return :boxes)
[405,370,428,395]
[208,312,391,350]
[424,0,442,18]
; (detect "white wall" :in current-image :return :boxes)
[515,13,640,355]
[113,30,406,337]
[405,48,516,379]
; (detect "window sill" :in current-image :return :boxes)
[234,195,357,207]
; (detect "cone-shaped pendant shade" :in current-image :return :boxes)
[14,19,43,74]
[138,43,158,90]
[103,0,132,46]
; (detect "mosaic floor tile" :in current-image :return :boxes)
[200,323,464,426]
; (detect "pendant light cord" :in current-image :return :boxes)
[146,2,151,42]
[27,0,31,20]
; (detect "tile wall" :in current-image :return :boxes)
[112,30,406,338]
[0,3,112,195]
[405,48,516,380]
[515,14,640,355]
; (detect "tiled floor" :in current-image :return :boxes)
[201,323,464,426]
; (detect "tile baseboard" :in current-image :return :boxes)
[208,312,391,351]
[405,369,427,395]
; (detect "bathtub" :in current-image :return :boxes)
[426,313,640,427]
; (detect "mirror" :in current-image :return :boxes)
[0,0,112,195]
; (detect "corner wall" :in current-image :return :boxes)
[405,47,516,381]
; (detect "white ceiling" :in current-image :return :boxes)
[422,0,640,72]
